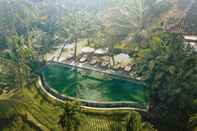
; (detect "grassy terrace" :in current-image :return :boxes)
[1,0,197,130]
[0,79,154,131]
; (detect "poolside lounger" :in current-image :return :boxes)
[67,54,74,60]
[124,65,132,72]
[60,59,66,63]
[112,64,121,70]
[101,61,109,67]
[79,55,88,63]
[89,59,97,65]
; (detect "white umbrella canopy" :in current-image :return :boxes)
[95,48,108,55]
[114,53,131,65]
[184,35,197,41]
[81,47,95,53]
[94,49,107,55]
[64,44,74,49]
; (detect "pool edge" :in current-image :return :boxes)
[38,72,149,111]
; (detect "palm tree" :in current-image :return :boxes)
[106,32,118,66]
[134,32,197,131]
[6,36,35,88]
[0,57,18,89]
[0,87,49,131]
[62,3,82,61]
[58,101,86,131]
[62,2,100,61]
[104,0,172,44]
[0,0,36,37]
[126,111,142,131]
[0,89,27,119]
[126,111,156,131]
[188,113,197,131]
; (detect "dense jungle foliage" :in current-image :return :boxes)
[0,0,196,131]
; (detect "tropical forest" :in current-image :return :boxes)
[0,0,197,131]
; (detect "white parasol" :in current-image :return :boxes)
[64,44,74,49]
[115,53,130,65]
[81,47,95,53]
[95,48,107,55]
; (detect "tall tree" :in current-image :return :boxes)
[0,0,36,37]
[1,35,37,89]
[58,101,86,131]
[62,3,83,60]
[102,0,172,45]
[134,32,197,131]
[62,0,101,60]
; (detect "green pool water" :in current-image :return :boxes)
[41,64,149,104]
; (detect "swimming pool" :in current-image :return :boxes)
[40,63,149,108]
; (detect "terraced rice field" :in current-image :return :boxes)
[81,112,128,131]
[1,80,147,131]
[80,109,132,131]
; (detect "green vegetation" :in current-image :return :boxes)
[0,0,197,131]
[0,81,155,131]
[0,83,62,131]
[58,101,86,131]
[134,32,197,131]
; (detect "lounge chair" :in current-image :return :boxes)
[89,59,97,65]
[101,61,109,68]
[124,65,132,72]
[120,65,125,69]
[67,54,74,60]
[60,59,66,63]
[79,55,88,63]
[112,64,121,70]
[136,77,142,80]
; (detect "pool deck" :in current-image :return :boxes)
[48,60,144,84]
